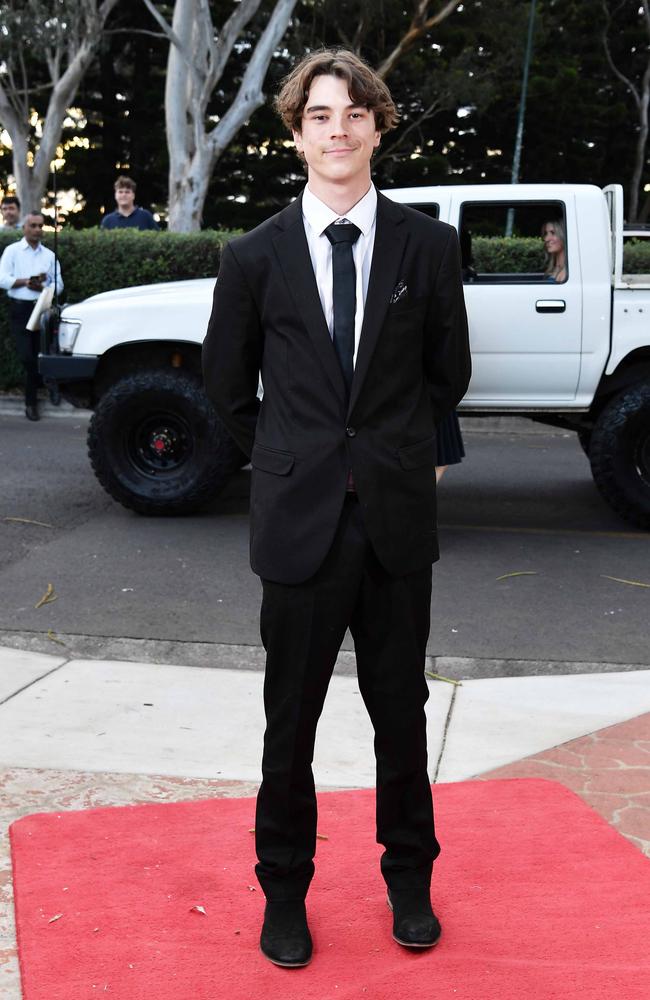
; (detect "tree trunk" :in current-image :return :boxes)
[167,150,214,233]
[157,0,298,231]
[628,66,650,221]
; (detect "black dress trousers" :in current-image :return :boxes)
[9,299,42,406]
[254,495,440,901]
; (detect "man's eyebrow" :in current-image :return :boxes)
[304,103,366,114]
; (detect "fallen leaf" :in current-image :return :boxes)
[495,571,538,581]
[316,833,329,841]
[48,913,63,923]
[601,575,650,589]
[247,885,257,891]
[35,583,57,609]
[47,629,66,646]
[4,516,53,528]
[248,828,255,834]
[425,671,462,687]
[189,905,206,915]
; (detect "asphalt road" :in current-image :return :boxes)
[1,411,649,671]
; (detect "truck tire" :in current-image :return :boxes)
[589,382,650,529]
[87,370,242,515]
[577,429,591,456]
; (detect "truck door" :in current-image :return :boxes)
[453,195,582,404]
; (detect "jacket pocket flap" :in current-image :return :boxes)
[251,444,295,475]
[398,434,437,470]
[387,294,427,318]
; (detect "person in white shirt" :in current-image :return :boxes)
[0,211,63,420]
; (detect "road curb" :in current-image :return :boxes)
[0,631,646,680]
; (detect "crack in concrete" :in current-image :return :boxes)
[432,683,458,784]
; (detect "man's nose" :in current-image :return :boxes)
[329,115,349,136]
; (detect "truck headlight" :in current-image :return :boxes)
[58,319,81,353]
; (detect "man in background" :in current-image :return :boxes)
[100,176,159,230]
[0,211,63,420]
[1,195,22,230]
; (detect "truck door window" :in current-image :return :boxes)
[407,203,439,220]
[459,201,567,284]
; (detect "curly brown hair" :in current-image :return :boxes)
[275,49,399,135]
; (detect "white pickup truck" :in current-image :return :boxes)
[40,183,650,528]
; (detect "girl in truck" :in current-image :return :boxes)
[541,219,567,282]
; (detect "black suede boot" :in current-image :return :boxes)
[260,900,313,967]
[387,887,441,948]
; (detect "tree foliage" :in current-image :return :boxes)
[0,0,121,209]
[0,0,649,226]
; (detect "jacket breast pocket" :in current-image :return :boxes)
[251,443,295,476]
[398,434,437,470]
[386,295,428,321]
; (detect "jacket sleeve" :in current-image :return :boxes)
[202,241,262,460]
[423,226,472,425]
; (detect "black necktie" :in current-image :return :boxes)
[324,221,361,392]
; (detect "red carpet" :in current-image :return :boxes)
[10,779,650,999]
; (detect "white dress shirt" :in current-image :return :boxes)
[0,237,63,301]
[301,183,377,366]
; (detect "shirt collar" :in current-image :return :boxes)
[302,183,377,237]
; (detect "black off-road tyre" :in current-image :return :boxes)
[87,370,242,515]
[577,429,591,456]
[589,382,650,530]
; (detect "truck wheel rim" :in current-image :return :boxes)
[126,413,193,476]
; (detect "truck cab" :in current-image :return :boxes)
[40,183,650,528]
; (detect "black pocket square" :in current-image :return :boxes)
[390,280,408,304]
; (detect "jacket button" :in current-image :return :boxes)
[346,426,356,438]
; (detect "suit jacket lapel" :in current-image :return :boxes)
[272,195,347,404]
[348,193,408,416]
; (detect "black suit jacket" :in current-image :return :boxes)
[203,190,471,584]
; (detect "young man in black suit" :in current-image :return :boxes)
[203,49,471,968]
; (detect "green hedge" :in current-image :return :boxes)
[471,236,546,273]
[471,235,650,273]
[0,228,233,390]
[620,239,650,273]
[3,228,650,390]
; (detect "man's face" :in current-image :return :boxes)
[292,74,380,189]
[23,214,44,246]
[1,202,20,226]
[115,185,135,212]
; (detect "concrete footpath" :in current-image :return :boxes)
[1,644,650,996]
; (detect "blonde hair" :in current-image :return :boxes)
[541,219,566,275]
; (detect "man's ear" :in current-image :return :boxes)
[292,128,303,152]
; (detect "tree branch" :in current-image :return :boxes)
[377,0,461,79]
[373,98,442,167]
[207,0,298,157]
[601,0,640,107]
[104,27,168,39]
[208,0,263,90]
[140,0,184,48]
